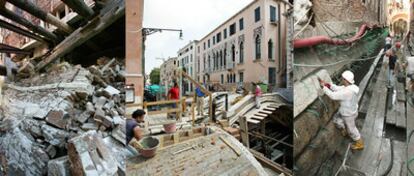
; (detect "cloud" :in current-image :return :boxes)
[143,0,253,74]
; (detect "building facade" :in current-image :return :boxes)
[160,57,178,90]
[195,0,289,91]
[177,40,198,95]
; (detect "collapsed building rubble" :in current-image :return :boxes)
[0,60,128,175]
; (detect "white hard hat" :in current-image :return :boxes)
[342,70,355,84]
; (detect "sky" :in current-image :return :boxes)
[143,0,254,74]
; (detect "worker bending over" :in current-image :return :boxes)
[126,109,146,145]
[319,70,364,150]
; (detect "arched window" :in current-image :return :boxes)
[239,42,244,63]
[255,35,261,59]
[220,50,223,68]
[268,39,273,60]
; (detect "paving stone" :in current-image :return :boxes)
[41,125,69,148]
[67,131,118,175]
[46,110,69,129]
[48,156,70,176]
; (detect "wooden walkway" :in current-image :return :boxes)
[346,58,408,175]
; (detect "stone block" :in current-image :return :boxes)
[81,123,99,131]
[75,111,91,123]
[85,102,95,115]
[67,131,118,176]
[46,145,57,158]
[41,124,69,148]
[94,96,107,109]
[48,156,70,176]
[111,123,126,146]
[103,86,120,98]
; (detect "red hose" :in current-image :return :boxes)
[294,24,377,48]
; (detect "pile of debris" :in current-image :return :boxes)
[0,58,128,175]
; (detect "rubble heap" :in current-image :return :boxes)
[0,59,128,175]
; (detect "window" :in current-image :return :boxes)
[239,18,244,31]
[221,74,224,84]
[233,74,236,83]
[217,33,221,43]
[227,74,230,83]
[198,46,200,53]
[269,67,276,85]
[213,36,216,45]
[224,29,227,39]
[239,42,244,63]
[204,42,206,50]
[270,6,277,22]
[231,45,236,62]
[230,23,236,36]
[268,39,273,60]
[255,7,260,22]
[208,39,210,48]
[255,35,261,59]
[239,72,244,83]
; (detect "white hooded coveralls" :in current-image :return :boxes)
[323,84,361,141]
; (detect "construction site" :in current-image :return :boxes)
[293,0,413,175]
[125,0,295,175]
[0,0,127,175]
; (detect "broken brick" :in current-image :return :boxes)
[75,111,91,123]
[41,125,69,148]
[67,131,118,175]
[46,110,69,129]
[103,85,120,98]
[94,96,107,109]
[81,123,99,131]
[48,156,70,176]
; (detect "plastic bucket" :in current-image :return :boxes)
[138,137,160,158]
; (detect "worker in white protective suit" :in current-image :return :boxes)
[319,70,363,150]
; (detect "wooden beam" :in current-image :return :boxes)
[5,0,73,33]
[0,7,58,41]
[0,19,46,42]
[249,149,293,176]
[61,0,94,18]
[0,43,31,55]
[35,0,125,71]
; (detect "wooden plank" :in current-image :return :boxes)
[376,138,391,174]
[255,113,268,117]
[407,100,414,174]
[258,110,273,114]
[388,140,407,176]
[239,116,249,148]
[250,115,265,120]
[348,60,388,175]
[35,0,125,71]
[396,81,406,102]
[395,101,406,129]
[147,108,181,115]
[386,106,397,125]
[0,19,46,42]
[247,119,260,124]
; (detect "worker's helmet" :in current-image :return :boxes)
[395,42,401,48]
[342,70,355,84]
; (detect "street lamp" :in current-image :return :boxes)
[141,28,183,85]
